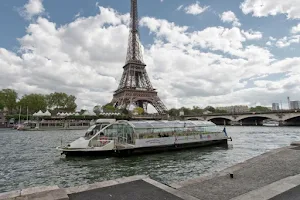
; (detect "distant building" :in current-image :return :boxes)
[179,110,184,116]
[272,103,280,111]
[203,110,212,115]
[290,101,300,110]
[216,105,249,113]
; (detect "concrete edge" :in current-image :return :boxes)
[143,178,200,200]
[64,174,148,195]
[172,145,292,189]
[229,174,300,200]
[291,141,300,146]
[0,186,60,200]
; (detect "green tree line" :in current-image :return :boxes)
[0,89,77,115]
[167,106,271,117]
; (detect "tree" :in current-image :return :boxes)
[46,92,77,112]
[102,103,116,113]
[18,94,47,114]
[0,89,18,114]
[214,109,227,114]
[180,107,193,115]
[250,106,271,112]
[65,95,77,112]
[93,105,102,115]
[204,106,215,113]
[192,106,204,115]
[0,97,4,110]
[133,107,144,115]
[168,108,179,117]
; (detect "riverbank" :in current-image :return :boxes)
[172,141,300,200]
[1,142,300,200]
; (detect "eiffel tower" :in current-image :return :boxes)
[111,0,167,114]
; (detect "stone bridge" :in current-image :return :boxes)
[184,111,300,126]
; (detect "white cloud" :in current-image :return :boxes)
[241,30,262,40]
[184,1,209,15]
[2,4,300,110]
[240,0,300,19]
[176,5,184,11]
[221,11,241,27]
[275,35,300,48]
[1,7,130,109]
[291,24,300,34]
[20,0,45,20]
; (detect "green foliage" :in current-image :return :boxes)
[214,109,227,114]
[5,115,29,121]
[0,101,4,110]
[167,105,229,117]
[121,108,129,115]
[46,92,77,112]
[102,103,116,113]
[204,106,215,113]
[250,106,271,112]
[133,107,144,115]
[18,94,47,114]
[192,106,204,115]
[0,89,18,114]
[168,108,180,116]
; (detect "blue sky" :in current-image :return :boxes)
[1,0,299,56]
[0,0,300,111]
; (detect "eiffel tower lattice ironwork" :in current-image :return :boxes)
[111,0,167,114]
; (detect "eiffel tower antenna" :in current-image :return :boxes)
[111,0,167,114]
[126,0,144,64]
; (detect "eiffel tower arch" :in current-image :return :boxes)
[111,0,167,114]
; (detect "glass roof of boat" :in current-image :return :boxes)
[127,120,216,129]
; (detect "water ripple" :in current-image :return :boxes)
[1,126,300,192]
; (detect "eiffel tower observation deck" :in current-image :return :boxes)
[111,0,167,114]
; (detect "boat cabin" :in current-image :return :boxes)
[88,120,222,146]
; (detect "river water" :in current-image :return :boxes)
[1,126,300,193]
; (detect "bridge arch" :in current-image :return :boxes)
[185,117,205,121]
[284,115,300,126]
[206,116,233,121]
[207,117,232,125]
[237,115,278,121]
[237,115,277,126]
[282,113,300,121]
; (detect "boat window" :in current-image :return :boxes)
[103,124,121,138]
[86,125,96,132]
[124,125,134,144]
[85,125,99,138]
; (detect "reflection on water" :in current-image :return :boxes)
[1,126,300,193]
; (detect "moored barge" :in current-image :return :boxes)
[57,120,231,156]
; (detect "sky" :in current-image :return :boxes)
[0,0,300,112]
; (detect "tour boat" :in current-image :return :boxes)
[16,119,95,131]
[262,120,279,127]
[57,120,231,157]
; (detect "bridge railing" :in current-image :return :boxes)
[184,109,300,117]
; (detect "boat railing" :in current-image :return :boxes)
[91,137,116,147]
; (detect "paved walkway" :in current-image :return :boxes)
[69,180,183,200]
[174,145,300,200]
[269,184,300,200]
